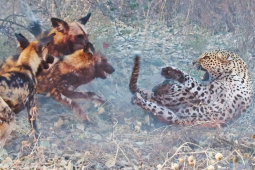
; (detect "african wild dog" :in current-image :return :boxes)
[30,13,91,57]
[0,14,96,118]
[0,33,55,147]
[0,51,54,76]
[0,13,91,74]
[29,14,115,120]
[36,43,115,120]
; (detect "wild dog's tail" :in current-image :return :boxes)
[29,21,42,39]
[129,55,140,94]
[20,0,42,38]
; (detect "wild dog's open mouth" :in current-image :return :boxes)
[99,66,115,79]
[100,70,107,79]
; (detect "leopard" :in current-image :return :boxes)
[129,50,254,127]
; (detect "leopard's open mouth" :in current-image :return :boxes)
[202,71,210,81]
[193,63,210,81]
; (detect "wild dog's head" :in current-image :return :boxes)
[47,13,91,56]
[59,42,114,79]
[15,33,55,76]
[0,35,54,76]
[83,43,115,79]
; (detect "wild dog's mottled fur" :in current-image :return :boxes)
[37,43,115,120]
[0,54,54,76]
[0,55,19,75]
[0,33,55,147]
[0,14,93,120]
[1,13,91,74]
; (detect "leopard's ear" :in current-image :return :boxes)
[217,53,232,64]
[217,53,223,59]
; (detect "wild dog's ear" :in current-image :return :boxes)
[78,13,91,25]
[83,42,95,58]
[15,33,29,50]
[51,18,69,33]
[38,33,55,48]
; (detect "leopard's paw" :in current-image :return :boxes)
[161,67,185,83]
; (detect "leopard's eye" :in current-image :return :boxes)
[203,56,210,60]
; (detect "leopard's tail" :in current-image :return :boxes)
[129,55,140,94]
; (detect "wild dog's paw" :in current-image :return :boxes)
[87,92,105,107]
[73,106,88,121]
[131,92,143,105]
[93,99,105,108]
[82,117,97,126]
[161,67,185,83]
[72,105,95,124]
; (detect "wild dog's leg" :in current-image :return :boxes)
[0,97,15,148]
[26,92,39,138]
[61,90,105,105]
[132,92,181,124]
[161,67,224,104]
[50,90,88,120]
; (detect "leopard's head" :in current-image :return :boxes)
[193,50,248,81]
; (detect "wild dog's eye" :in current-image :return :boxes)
[76,34,84,39]
[203,56,210,60]
[102,59,107,62]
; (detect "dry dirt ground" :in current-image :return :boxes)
[1,11,255,170]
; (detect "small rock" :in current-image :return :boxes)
[105,158,115,168]
[54,117,64,128]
